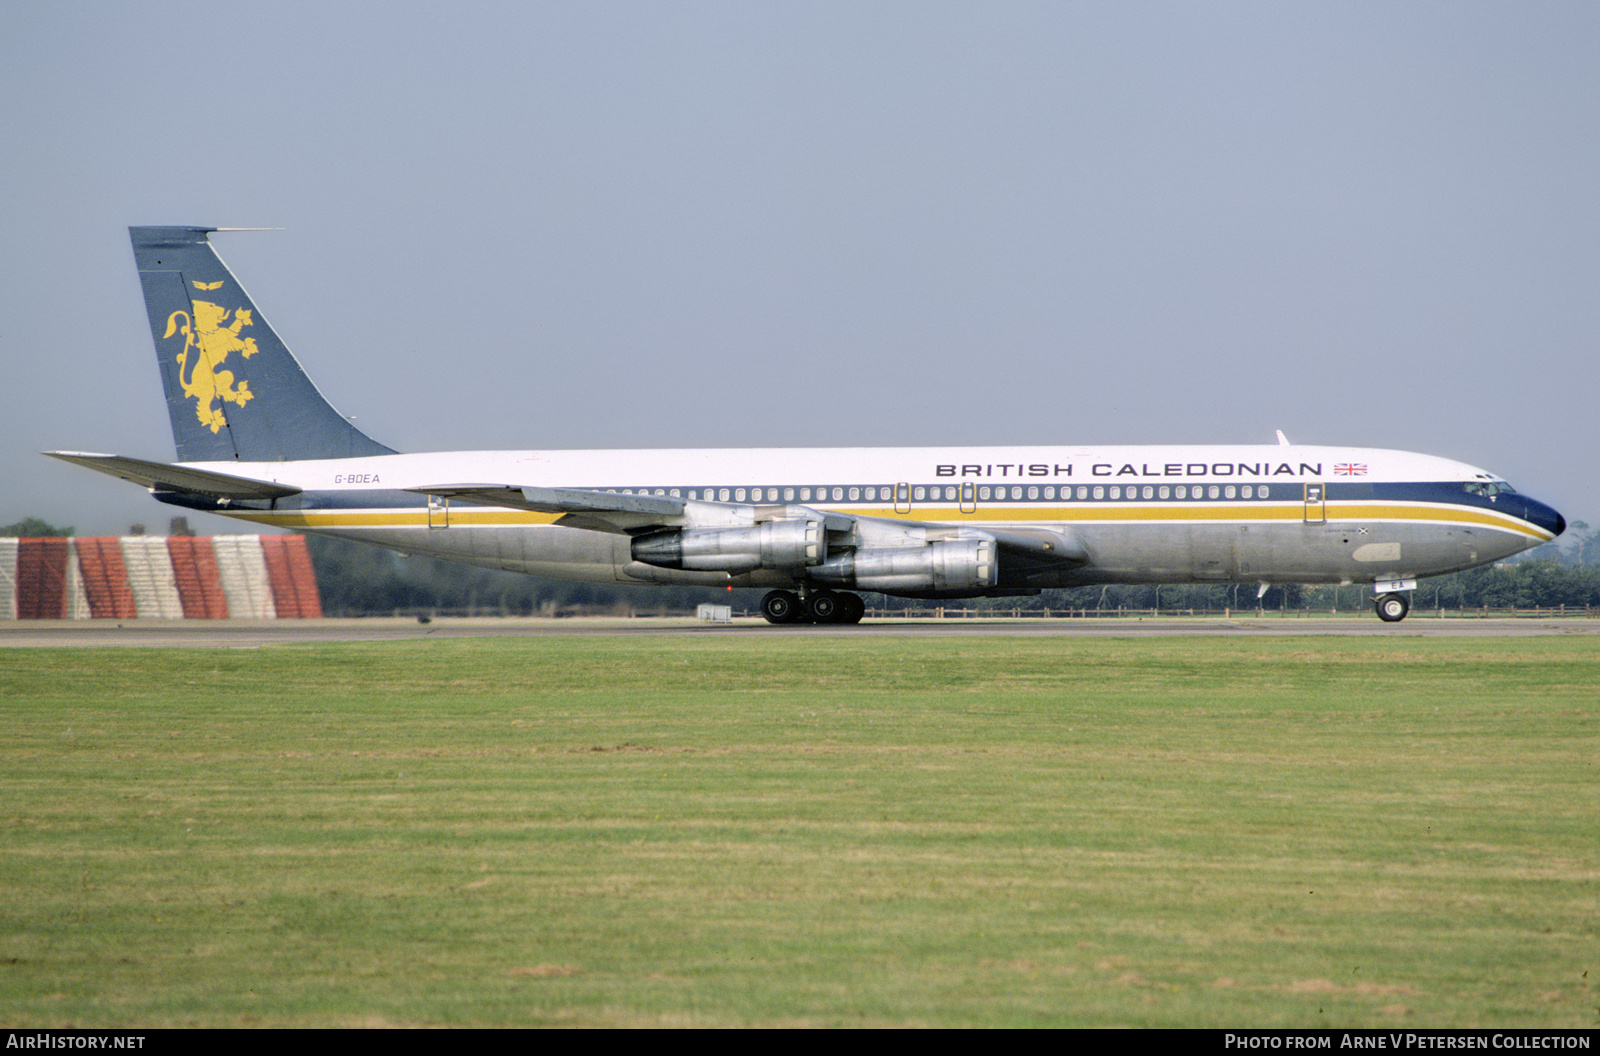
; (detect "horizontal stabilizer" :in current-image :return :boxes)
[43,451,301,500]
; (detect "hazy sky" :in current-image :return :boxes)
[2,1,1595,536]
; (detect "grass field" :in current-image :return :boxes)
[0,635,1595,1027]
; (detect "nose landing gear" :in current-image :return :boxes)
[1374,592,1410,623]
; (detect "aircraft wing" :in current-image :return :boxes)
[411,485,685,517]
[409,483,870,533]
[43,452,302,501]
[408,484,690,534]
[408,483,1087,576]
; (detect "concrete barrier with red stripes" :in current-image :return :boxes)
[0,535,321,619]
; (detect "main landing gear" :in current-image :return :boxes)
[760,589,865,625]
[1374,592,1411,623]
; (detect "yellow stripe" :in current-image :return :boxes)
[1333,503,1548,539]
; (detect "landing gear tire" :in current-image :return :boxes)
[761,590,802,624]
[765,589,863,626]
[836,592,865,625]
[1374,592,1410,623]
[805,590,840,622]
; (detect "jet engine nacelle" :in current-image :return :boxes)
[630,519,825,574]
[808,538,998,593]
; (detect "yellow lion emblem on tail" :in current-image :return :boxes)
[164,297,260,433]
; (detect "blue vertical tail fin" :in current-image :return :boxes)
[130,226,395,462]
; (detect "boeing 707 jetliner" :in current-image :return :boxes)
[48,227,1566,623]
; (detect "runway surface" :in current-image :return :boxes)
[2,615,1596,647]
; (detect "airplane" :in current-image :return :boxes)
[47,226,1566,624]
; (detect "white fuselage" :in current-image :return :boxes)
[179,443,1559,591]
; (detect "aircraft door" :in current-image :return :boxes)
[895,482,911,514]
[428,494,450,529]
[960,481,977,514]
[1303,483,1326,525]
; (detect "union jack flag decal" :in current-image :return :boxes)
[1333,463,1367,476]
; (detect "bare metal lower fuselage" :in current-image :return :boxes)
[242,496,1534,594]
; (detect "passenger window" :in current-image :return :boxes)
[832,488,843,501]
[1259,486,1269,499]
[1077,486,1088,500]
[979,487,991,500]
[1208,486,1220,499]
[849,487,860,501]
[719,489,730,501]
[1158,486,1169,499]
[784,488,795,502]
[1142,486,1153,499]
[1093,486,1104,500]
[1241,485,1252,499]
[1225,486,1236,499]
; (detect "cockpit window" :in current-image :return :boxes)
[1463,481,1516,496]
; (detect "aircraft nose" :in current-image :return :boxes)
[1523,497,1565,538]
